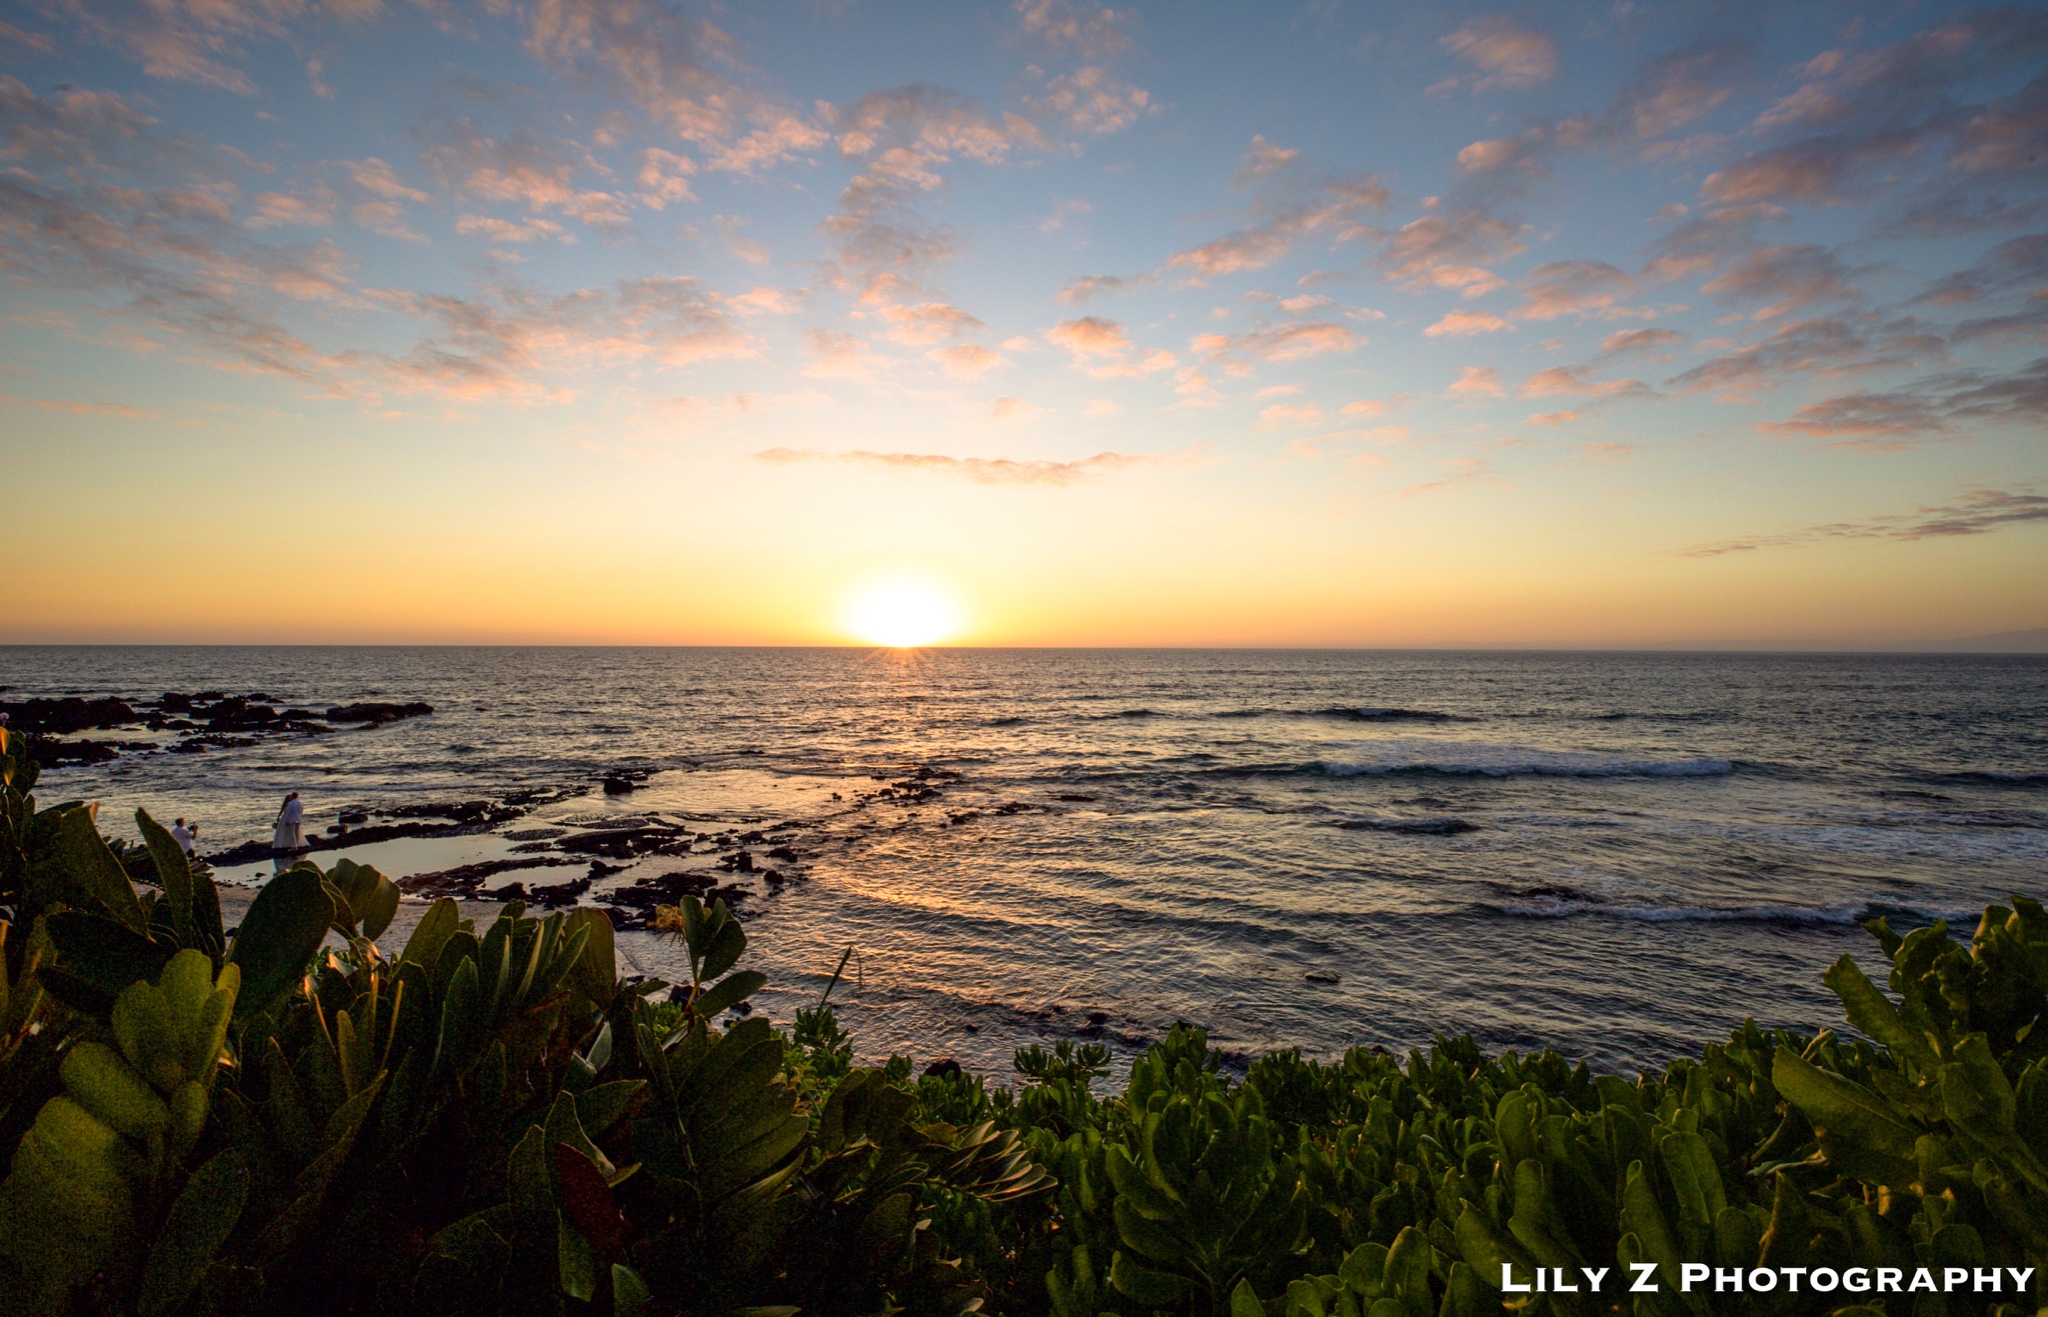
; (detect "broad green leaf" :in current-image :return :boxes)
[137,1150,248,1317]
[227,866,335,1019]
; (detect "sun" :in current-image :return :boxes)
[842,577,965,648]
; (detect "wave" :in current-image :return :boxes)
[1316,706,1468,723]
[1920,770,2048,789]
[1484,888,1972,926]
[1310,741,1734,779]
[1329,816,1478,836]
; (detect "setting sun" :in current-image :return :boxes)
[842,577,965,648]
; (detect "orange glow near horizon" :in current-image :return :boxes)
[840,576,967,648]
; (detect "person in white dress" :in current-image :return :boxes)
[272,793,306,853]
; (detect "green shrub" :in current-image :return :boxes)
[3,723,2046,1316]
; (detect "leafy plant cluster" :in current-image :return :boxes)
[3,722,2046,1316]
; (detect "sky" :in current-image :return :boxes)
[2,0,2045,647]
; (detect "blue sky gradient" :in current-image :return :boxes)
[3,0,2045,644]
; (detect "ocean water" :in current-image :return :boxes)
[7,646,2046,1076]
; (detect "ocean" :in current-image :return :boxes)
[6,646,2044,1076]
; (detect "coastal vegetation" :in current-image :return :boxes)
[1,723,2044,1316]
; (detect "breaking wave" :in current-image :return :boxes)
[1311,741,1735,779]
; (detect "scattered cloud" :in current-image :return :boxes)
[928,342,1005,377]
[1046,315,1173,376]
[1166,168,1388,281]
[1440,16,1558,92]
[1446,365,1503,398]
[1677,487,2048,556]
[1057,272,1147,304]
[754,445,1157,485]
[1426,310,1511,337]
[1520,365,1655,400]
[1190,321,1358,369]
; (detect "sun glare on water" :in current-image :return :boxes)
[842,577,965,648]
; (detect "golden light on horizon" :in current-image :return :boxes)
[842,576,966,648]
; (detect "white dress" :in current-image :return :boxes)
[272,799,305,852]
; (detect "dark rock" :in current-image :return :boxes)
[600,870,749,924]
[602,776,636,795]
[324,702,434,725]
[0,697,139,736]
[922,1059,964,1079]
[28,737,121,768]
[399,855,580,900]
[765,845,797,861]
[1304,971,1341,985]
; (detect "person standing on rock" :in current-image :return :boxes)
[272,792,306,853]
[171,818,198,854]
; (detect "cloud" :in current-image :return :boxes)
[1756,356,2048,442]
[1519,365,1654,400]
[1257,402,1325,428]
[1057,272,1147,304]
[1047,314,1129,356]
[1425,310,1510,337]
[637,149,698,209]
[1044,314,1173,376]
[754,445,1156,485]
[422,120,629,227]
[351,203,422,240]
[1380,206,1524,295]
[524,0,826,173]
[1440,16,1558,91]
[1172,365,1221,407]
[928,343,1005,377]
[245,190,334,229]
[1191,321,1358,368]
[1400,456,1502,497]
[1677,487,2048,556]
[1,76,157,170]
[456,215,569,243]
[1611,42,1748,140]
[802,329,885,381]
[880,300,983,346]
[1700,132,1920,206]
[1235,135,1301,185]
[1912,233,2048,306]
[345,158,429,203]
[1526,410,1580,425]
[1514,260,1635,320]
[1012,0,1137,58]
[366,276,755,400]
[823,85,1044,298]
[1667,316,1941,397]
[1700,243,1860,319]
[1952,72,2048,173]
[1166,171,1388,280]
[1024,66,1152,136]
[0,393,156,419]
[1697,11,2048,206]
[1600,326,1686,356]
[1446,365,1503,398]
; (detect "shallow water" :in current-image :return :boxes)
[8,646,2045,1075]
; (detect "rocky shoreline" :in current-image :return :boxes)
[0,689,436,766]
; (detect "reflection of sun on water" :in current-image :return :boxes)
[842,577,964,648]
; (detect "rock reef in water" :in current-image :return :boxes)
[2,690,436,768]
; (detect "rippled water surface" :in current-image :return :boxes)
[8,646,2046,1075]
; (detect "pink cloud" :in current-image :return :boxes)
[1440,16,1558,91]
[755,445,1156,485]
[1425,310,1510,337]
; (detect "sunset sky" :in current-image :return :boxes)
[3,0,2045,646]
